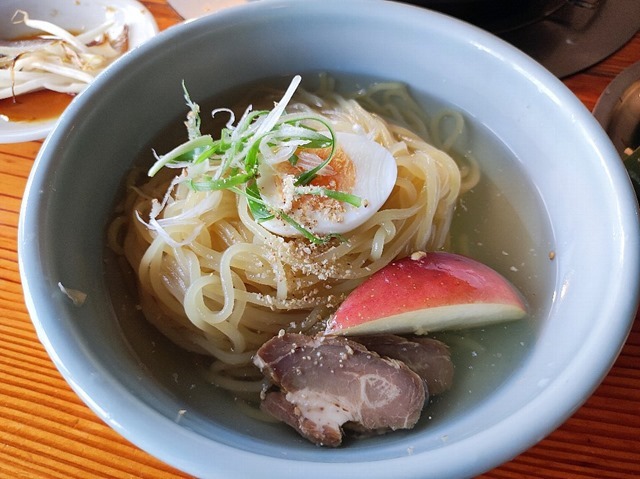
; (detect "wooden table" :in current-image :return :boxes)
[1,1,638,477]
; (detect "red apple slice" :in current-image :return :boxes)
[326,251,527,336]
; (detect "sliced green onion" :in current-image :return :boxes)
[244,137,263,175]
[151,77,358,244]
[277,122,333,148]
[240,182,275,222]
[253,75,301,137]
[278,211,328,245]
[192,145,219,164]
[233,184,340,244]
[190,172,253,191]
[299,136,333,149]
[182,80,202,140]
[148,135,214,177]
[293,119,337,186]
[296,187,363,207]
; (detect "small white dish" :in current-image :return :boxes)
[0,0,158,144]
[168,0,256,20]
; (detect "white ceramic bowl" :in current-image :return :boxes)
[19,1,640,478]
[0,0,158,143]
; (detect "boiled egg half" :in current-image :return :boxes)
[257,131,398,237]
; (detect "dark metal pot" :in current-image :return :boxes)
[402,0,568,33]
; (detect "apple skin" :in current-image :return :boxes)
[325,251,527,336]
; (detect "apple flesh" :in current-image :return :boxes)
[325,251,527,336]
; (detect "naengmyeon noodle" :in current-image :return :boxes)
[109,76,478,396]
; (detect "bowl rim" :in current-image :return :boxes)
[18,0,640,478]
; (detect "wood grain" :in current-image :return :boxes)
[0,2,638,478]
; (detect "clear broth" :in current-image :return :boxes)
[105,72,555,437]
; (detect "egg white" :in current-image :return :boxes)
[257,131,397,237]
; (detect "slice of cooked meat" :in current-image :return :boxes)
[353,334,454,396]
[261,390,344,447]
[253,333,425,447]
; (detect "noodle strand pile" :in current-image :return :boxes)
[109,77,476,394]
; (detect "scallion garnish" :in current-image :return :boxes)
[147,75,364,244]
[182,80,202,140]
[234,183,275,222]
[148,135,215,177]
[278,211,343,245]
[295,187,364,208]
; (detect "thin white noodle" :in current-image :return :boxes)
[112,79,479,399]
